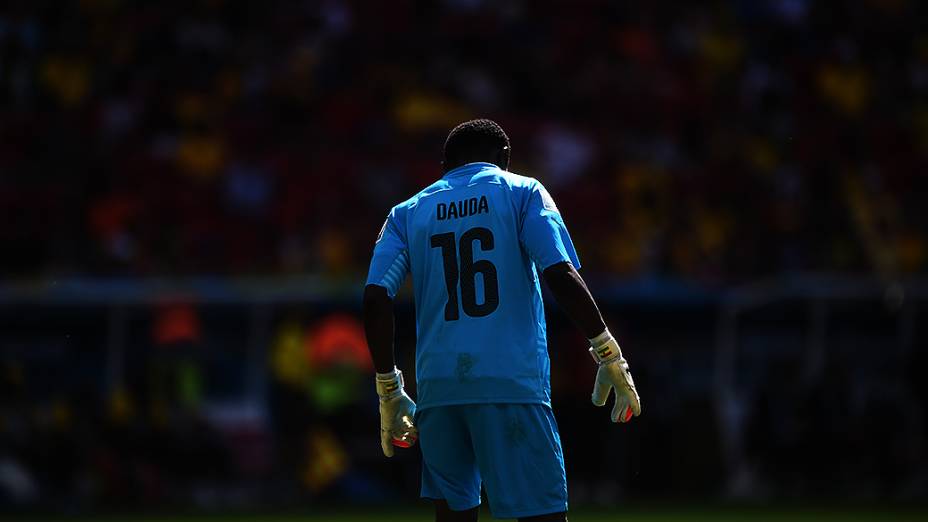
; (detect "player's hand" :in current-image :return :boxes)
[589,330,641,423]
[375,368,418,457]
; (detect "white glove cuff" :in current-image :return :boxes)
[589,329,622,364]
[375,367,404,399]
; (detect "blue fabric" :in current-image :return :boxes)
[365,163,580,409]
[417,403,568,519]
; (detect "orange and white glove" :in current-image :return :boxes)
[375,368,418,457]
[589,329,641,423]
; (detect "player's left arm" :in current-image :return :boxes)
[519,181,641,424]
[543,262,641,424]
[363,209,418,457]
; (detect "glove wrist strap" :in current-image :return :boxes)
[376,367,404,399]
[589,329,623,364]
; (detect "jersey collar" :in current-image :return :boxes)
[442,162,499,178]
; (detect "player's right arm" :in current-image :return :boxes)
[517,180,641,424]
[363,207,418,457]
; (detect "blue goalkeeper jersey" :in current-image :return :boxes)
[365,162,580,410]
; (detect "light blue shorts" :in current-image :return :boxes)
[416,403,568,519]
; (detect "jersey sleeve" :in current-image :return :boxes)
[365,206,410,298]
[518,181,581,270]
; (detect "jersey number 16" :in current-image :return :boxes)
[430,227,500,321]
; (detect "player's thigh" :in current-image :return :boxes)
[417,406,481,511]
[466,403,568,519]
[434,499,479,522]
[518,512,567,522]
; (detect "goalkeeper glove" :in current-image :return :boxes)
[589,329,641,423]
[375,368,418,457]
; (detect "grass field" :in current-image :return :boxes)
[10,506,927,522]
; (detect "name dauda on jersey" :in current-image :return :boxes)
[436,195,489,221]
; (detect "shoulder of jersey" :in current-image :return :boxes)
[394,179,444,213]
[494,169,538,189]
[393,168,540,213]
[501,170,560,212]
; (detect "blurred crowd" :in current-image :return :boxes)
[2,298,924,509]
[0,303,383,509]
[2,0,926,281]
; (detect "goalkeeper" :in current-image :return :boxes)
[364,119,641,522]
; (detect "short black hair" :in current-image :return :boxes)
[442,119,510,171]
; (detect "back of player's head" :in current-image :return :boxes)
[442,119,510,172]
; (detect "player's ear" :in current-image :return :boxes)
[498,146,510,171]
